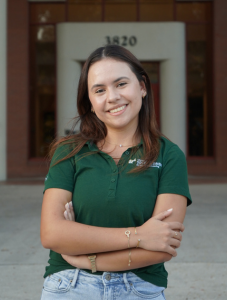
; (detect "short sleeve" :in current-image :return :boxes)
[44,144,75,193]
[158,145,192,206]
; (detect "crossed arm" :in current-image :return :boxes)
[40,188,187,272]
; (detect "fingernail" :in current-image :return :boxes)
[69,201,72,207]
[167,208,173,211]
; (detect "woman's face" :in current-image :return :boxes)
[87,58,146,132]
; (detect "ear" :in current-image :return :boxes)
[139,77,147,97]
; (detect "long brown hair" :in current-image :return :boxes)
[49,45,161,172]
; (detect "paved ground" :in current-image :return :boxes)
[0,183,226,300]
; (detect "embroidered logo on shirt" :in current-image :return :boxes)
[129,159,162,168]
[128,158,136,164]
[136,159,145,166]
[150,162,162,168]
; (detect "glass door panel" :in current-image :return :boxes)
[176,2,212,22]
[140,2,174,21]
[30,3,65,23]
[68,1,102,22]
[105,0,137,21]
[29,25,56,158]
[187,24,213,156]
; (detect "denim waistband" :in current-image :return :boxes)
[54,268,165,293]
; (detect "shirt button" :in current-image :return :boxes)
[113,169,117,173]
[111,178,115,183]
[125,151,129,155]
[105,274,111,281]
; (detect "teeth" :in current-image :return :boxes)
[109,105,126,113]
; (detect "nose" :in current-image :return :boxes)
[107,87,120,102]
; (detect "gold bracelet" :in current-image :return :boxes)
[128,250,132,266]
[135,227,140,248]
[125,230,131,266]
[87,254,97,273]
[125,230,131,248]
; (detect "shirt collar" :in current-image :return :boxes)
[85,140,98,152]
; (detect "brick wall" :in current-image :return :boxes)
[7,0,48,178]
[188,0,227,176]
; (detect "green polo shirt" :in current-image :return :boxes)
[43,136,192,288]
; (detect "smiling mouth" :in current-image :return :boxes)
[109,105,127,113]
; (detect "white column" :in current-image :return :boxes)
[0,0,7,181]
[160,24,186,153]
[57,59,81,137]
[160,60,186,154]
[56,25,82,137]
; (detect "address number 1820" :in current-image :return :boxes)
[105,36,137,47]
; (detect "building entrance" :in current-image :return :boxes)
[56,23,186,154]
[27,1,214,160]
[141,62,160,128]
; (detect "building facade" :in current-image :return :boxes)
[1,0,227,180]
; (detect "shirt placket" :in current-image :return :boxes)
[107,164,118,200]
[107,149,131,200]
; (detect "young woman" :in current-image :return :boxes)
[40,45,192,300]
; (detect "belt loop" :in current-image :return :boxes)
[71,268,80,288]
[123,272,130,292]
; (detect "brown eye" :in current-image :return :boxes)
[117,82,127,87]
[96,89,105,94]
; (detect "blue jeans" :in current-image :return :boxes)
[41,269,166,300]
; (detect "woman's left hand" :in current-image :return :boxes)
[62,202,90,270]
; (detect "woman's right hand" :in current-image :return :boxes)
[135,209,184,257]
[64,201,75,222]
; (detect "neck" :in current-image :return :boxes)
[105,126,141,147]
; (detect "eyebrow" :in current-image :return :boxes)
[91,76,130,91]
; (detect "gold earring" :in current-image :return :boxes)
[91,107,95,113]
